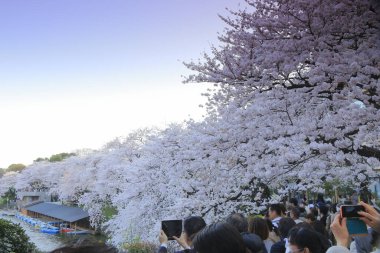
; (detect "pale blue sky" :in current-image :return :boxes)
[0,0,242,167]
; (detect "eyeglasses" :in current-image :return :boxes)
[290,248,305,253]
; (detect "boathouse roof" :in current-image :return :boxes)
[25,202,89,222]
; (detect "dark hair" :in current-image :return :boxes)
[50,246,117,253]
[289,198,298,207]
[311,221,327,236]
[316,193,325,203]
[329,203,337,213]
[295,222,313,230]
[184,216,207,241]
[289,207,300,219]
[270,203,285,216]
[299,206,306,215]
[278,217,296,239]
[306,213,316,222]
[371,230,379,247]
[265,218,274,232]
[318,205,329,216]
[193,222,247,253]
[226,213,248,233]
[289,227,330,253]
[248,217,269,240]
[309,207,318,218]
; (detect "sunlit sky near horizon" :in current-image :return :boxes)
[0,0,242,168]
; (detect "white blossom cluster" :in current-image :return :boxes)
[0,0,379,247]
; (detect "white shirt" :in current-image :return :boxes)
[264,239,274,253]
[272,217,282,228]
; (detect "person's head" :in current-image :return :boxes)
[298,205,306,216]
[248,217,269,240]
[193,222,247,253]
[288,227,330,253]
[269,203,284,220]
[294,222,313,230]
[183,216,207,244]
[305,213,316,224]
[289,207,300,220]
[316,193,325,203]
[371,230,380,249]
[318,205,328,217]
[226,213,248,233]
[311,221,327,236]
[278,217,296,239]
[289,198,298,207]
[308,207,318,217]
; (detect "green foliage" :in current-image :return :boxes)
[3,187,16,201]
[33,157,49,162]
[121,226,156,253]
[323,179,355,197]
[49,152,76,162]
[7,164,26,172]
[0,218,36,253]
[123,241,156,253]
[102,205,118,221]
[0,198,6,206]
[34,152,76,163]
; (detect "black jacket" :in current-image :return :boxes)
[241,232,268,253]
[270,240,285,253]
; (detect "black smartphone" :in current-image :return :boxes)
[162,220,182,240]
[340,205,365,218]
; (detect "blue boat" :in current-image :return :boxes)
[40,228,60,234]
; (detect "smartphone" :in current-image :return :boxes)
[340,205,365,218]
[161,220,182,240]
[340,205,368,236]
[346,218,368,236]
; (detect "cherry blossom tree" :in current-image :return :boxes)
[184,0,380,194]
[14,162,61,192]
[1,0,379,247]
[54,128,156,227]
[0,171,19,197]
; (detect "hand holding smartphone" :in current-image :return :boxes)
[340,205,368,236]
[161,220,182,240]
[340,205,365,218]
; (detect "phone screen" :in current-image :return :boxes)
[341,205,365,218]
[162,220,182,240]
[346,218,368,236]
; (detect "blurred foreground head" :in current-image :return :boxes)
[193,222,248,253]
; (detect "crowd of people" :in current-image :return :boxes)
[157,196,380,253]
[42,194,380,253]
